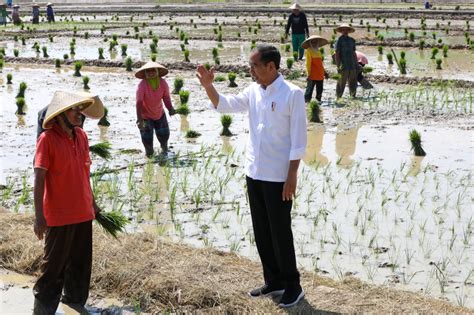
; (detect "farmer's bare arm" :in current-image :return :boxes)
[196,65,219,107]
[34,168,47,240]
[282,160,300,201]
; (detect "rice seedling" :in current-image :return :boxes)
[419,39,425,50]
[436,58,442,70]
[431,47,439,59]
[95,211,128,239]
[6,73,12,84]
[125,57,133,71]
[149,43,157,54]
[286,58,294,69]
[73,61,83,77]
[308,100,322,123]
[98,47,105,60]
[16,82,27,98]
[227,72,238,87]
[98,106,111,127]
[63,54,69,60]
[386,53,394,65]
[409,129,426,156]
[13,49,19,57]
[121,44,128,56]
[185,130,201,138]
[175,103,190,116]
[220,115,232,136]
[183,49,190,62]
[82,76,90,90]
[442,45,448,57]
[173,77,184,94]
[150,54,157,62]
[89,142,112,160]
[15,97,26,115]
[409,32,415,41]
[179,90,190,104]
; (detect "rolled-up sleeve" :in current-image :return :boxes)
[209,86,250,113]
[289,89,307,160]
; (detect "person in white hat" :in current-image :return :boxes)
[12,4,21,25]
[285,3,309,61]
[301,35,329,102]
[46,2,54,23]
[33,91,104,314]
[334,24,358,98]
[135,61,176,157]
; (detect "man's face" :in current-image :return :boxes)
[249,52,274,86]
[145,68,158,78]
[63,105,84,126]
[292,9,300,15]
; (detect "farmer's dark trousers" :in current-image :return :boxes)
[336,69,358,98]
[246,176,300,288]
[33,220,92,315]
[305,79,324,102]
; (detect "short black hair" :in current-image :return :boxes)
[253,44,281,70]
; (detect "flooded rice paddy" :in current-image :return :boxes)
[1,9,473,309]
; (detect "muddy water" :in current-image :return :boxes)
[1,65,473,308]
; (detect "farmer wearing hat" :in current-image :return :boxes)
[285,3,309,61]
[135,61,176,157]
[46,2,54,23]
[0,4,10,26]
[33,91,104,314]
[12,4,21,25]
[355,50,373,89]
[335,24,358,98]
[197,44,307,308]
[301,35,328,103]
[32,4,40,24]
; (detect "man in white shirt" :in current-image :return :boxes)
[196,44,307,308]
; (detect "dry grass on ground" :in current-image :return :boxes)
[0,213,472,314]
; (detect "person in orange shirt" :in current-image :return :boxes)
[301,35,328,103]
[33,91,104,314]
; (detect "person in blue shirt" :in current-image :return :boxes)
[46,2,54,23]
[335,24,358,98]
[32,4,39,24]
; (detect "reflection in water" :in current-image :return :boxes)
[303,124,328,168]
[180,115,189,132]
[99,125,109,142]
[141,161,169,222]
[221,136,233,155]
[408,156,425,177]
[335,124,360,168]
[16,114,26,127]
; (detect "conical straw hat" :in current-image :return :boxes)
[336,24,355,33]
[301,35,329,49]
[135,61,168,79]
[47,2,53,6]
[42,91,104,129]
[288,3,302,10]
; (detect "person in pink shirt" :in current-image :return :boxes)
[355,51,373,89]
[135,61,176,157]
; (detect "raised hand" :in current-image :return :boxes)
[196,65,215,88]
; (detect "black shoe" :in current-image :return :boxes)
[278,285,304,308]
[249,284,285,298]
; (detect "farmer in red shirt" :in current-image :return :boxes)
[33,91,104,314]
[135,61,176,157]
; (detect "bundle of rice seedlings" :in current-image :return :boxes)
[185,130,201,138]
[98,47,105,60]
[82,76,90,90]
[98,106,111,127]
[55,58,61,68]
[308,100,322,123]
[16,82,27,98]
[125,57,133,71]
[95,211,128,239]
[89,142,112,160]
[179,90,190,104]
[220,114,232,136]
[173,77,184,94]
[16,97,26,115]
[227,72,238,87]
[409,129,426,156]
[362,66,373,73]
[73,61,83,77]
[175,103,190,116]
[7,73,12,84]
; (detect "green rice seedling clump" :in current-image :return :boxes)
[221,114,232,136]
[95,211,128,239]
[409,129,426,156]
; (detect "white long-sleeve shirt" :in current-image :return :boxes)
[213,74,307,182]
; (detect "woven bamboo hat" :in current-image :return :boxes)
[42,91,104,129]
[288,3,302,10]
[135,61,168,79]
[336,24,355,33]
[47,2,53,6]
[301,35,329,49]
[32,4,40,7]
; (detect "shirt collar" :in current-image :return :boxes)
[261,74,283,93]
[52,123,76,139]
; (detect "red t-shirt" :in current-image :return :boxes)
[136,78,173,120]
[34,124,95,226]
